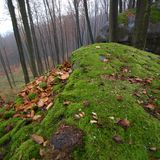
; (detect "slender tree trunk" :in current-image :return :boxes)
[119,0,123,13]
[73,0,83,47]
[3,47,16,86]
[133,0,152,49]
[17,0,38,77]
[7,0,29,84]
[26,0,44,75]
[83,0,94,44]
[45,0,60,64]
[0,50,13,89]
[109,0,118,42]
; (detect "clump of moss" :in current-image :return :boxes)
[39,82,47,89]
[28,93,37,101]
[15,96,23,106]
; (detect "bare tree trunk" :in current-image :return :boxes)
[83,0,94,44]
[7,0,30,84]
[26,0,44,75]
[17,0,38,77]
[73,0,83,47]
[3,47,16,86]
[109,0,118,42]
[0,50,13,89]
[45,0,60,64]
[133,0,152,49]
[119,0,123,13]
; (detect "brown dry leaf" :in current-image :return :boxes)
[90,120,98,124]
[117,119,130,129]
[60,73,69,80]
[145,104,155,110]
[33,115,42,121]
[31,134,44,144]
[74,114,80,120]
[46,102,53,110]
[63,101,71,106]
[39,148,45,157]
[112,135,123,144]
[122,67,129,73]
[116,96,124,101]
[37,100,45,108]
[103,58,109,63]
[83,100,90,107]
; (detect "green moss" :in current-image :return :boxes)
[1,43,160,159]
[15,96,23,106]
[28,93,37,101]
[39,82,47,89]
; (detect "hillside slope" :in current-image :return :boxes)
[1,43,160,160]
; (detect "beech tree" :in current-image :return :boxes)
[109,0,118,42]
[7,0,30,84]
[17,0,38,77]
[83,0,94,44]
[133,0,152,49]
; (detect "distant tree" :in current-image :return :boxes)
[0,50,13,89]
[26,0,44,75]
[7,0,30,84]
[17,0,38,77]
[109,0,118,42]
[128,0,136,9]
[133,0,152,49]
[119,0,123,13]
[83,0,94,44]
[73,0,83,47]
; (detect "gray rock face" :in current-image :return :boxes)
[96,2,160,54]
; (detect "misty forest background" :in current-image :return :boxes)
[0,0,157,99]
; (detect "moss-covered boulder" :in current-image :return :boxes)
[1,43,160,160]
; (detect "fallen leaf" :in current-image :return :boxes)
[90,120,98,124]
[33,115,42,121]
[116,96,123,101]
[74,114,80,120]
[63,101,71,106]
[112,135,123,144]
[96,46,101,49]
[149,147,157,152]
[31,134,44,144]
[39,148,45,157]
[37,100,45,108]
[145,104,155,110]
[83,100,90,107]
[117,119,130,129]
[46,102,53,110]
[60,73,69,80]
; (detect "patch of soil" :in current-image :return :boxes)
[44,125,83,160]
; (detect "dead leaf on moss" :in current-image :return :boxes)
[112,135,123,144]
[117,119,130,129]
[31,134,44,144]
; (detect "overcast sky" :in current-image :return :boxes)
[0,0,13,35]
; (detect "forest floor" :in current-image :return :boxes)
[0,69,33,102]
[0,43,160,160]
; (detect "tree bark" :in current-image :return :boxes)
[17,0,38,77]
[109,0,118,42]
[133,0,152,49]
[7,0,30,84]
[83,0,94,44]
[0,50,13,89]
[26,0,44,75]
[73,0,83,47]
